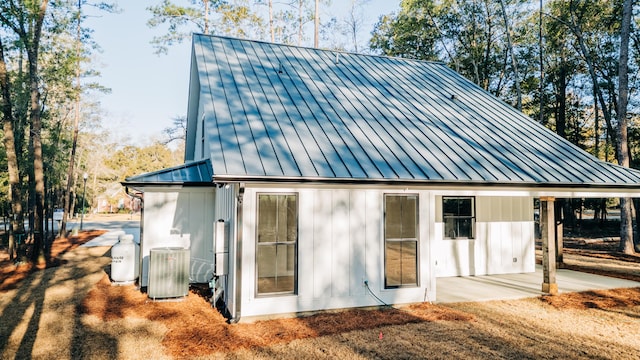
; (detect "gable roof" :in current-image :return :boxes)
[185,34,640,191]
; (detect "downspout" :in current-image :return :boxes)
[230,183,245,323]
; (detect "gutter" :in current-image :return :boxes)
[211,175,640,190]
[210,175,640,197]
[124,186,144,200]
[121,181,212,188]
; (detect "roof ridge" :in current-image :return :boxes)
[192,32,447,66]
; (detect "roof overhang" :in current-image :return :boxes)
[121,159,213,192]
[212,174,640,198]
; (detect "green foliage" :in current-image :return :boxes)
[147,0,221,54]
[220,0,265,39]
[147,0,265,54]
[370,4,440,61]
[370,0,640,169]
[104,142,182,181]
[0,0,116,221]
[147,0,339,51]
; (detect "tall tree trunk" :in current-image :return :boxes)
[298,0,303,46]
[61,0,82,237]
[594,84,599,158]
[499,0,521,110]
[481,1,494,91]
[204,0,210,34]
[314,0,319,47]
[617,0,634,254]
[556,61,567,138]
[27,0,50,264]
[568,2,618,156]
[538,0,544,125]
[348,0,358,52]
[269,0,274,42]
[0,37,26,261]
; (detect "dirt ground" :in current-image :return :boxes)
[1,233,640,359]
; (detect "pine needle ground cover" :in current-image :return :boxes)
[1,232,639,359]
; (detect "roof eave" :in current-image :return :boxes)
[121,181,213,188]
[212,174,640,197]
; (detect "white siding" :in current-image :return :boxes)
[139,188,215,286]
[139,185,535,318]
[434,196,535,277]
[238,186,435,319]
[213,184,237,317]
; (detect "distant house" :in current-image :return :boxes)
[96,184,141,213]
[123,34,640,322]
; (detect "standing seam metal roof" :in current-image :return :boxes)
[191,34,640,187]
[124,159,213,185]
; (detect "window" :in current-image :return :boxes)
[384,194,418,288]
[256,194,297,295]
[443,197,475,239]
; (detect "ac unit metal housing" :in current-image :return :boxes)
[148,247,190,299]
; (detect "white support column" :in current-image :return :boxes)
[540,197,558,294]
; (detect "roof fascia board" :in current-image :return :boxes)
[122,182,211,189]
[212,175,640,198]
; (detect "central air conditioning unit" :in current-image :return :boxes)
[148,247,190,300]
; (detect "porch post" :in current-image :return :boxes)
[540,196,558,294]
[555,201,564,268]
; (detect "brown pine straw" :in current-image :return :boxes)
[80,275,474,357]
[541,287,640,310]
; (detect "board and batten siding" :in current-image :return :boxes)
[433,196,535,277]
[139,187,215,286]
[238,186,435,319]
[213,184,238,318]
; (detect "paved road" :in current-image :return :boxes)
[71,216,141,246]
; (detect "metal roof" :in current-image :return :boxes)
[123,159,213,186]
[186,34,640,189]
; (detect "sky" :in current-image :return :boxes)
[84,1,401,146]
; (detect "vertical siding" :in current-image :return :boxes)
[349,191,368,297]
[214,185,236,222]
[297,189,314,300]
[140,188,215,286]
[235,190,536,317]
[213,184,237,317]
[434,196,535,277]
[312,190,333,298]
[364,190,382,290]
[189,189,215,283]
[240,186,433,318]
[331,190,351,297]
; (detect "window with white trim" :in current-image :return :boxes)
[256,194,297,295]
[443,197,475,239]
[384,194,419,288]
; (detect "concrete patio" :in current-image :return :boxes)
[436,264,640,303]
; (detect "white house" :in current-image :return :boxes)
[123,34,640,322]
